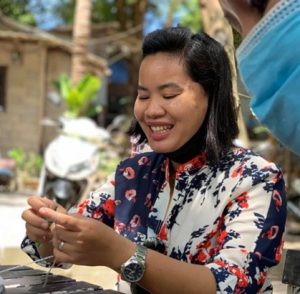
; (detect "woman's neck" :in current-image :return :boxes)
[264,0,280,15]
[164,125,206,164]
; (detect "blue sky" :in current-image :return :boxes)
[30,0,64,30]
[30,0,177,34]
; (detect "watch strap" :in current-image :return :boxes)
[135,244,147,263]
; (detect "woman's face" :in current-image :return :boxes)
[134,52,208,154]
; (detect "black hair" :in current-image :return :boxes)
[129,27,239,163]
[250,0,269,13]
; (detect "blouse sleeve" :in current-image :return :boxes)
[21,173,116,267]
[69,172,116,227]
[205,161,287,293]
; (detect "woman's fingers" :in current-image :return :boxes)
[22,196,67,246]
[25,223,53,243]
[22,208,50,230]
[53,225,79,244]
[27,196,53,212]
[39,207,80,232]
[52,232,80,264]
[53,245,75,264]
[25,196,67,228]
[39,197,67,214]
[39,197,59,209]
[52,237,91,265]
[22,207,53,244]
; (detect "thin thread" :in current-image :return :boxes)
[42,257,56,288]
[0,255,54,274]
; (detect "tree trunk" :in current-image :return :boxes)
[133,0,147,36]
[199,0,250,147]
[126,0,148,105]
[164,0,180,28]
[71,0,92,85]
[116,0,127,31]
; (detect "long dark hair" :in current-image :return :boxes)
[129,27,239,163]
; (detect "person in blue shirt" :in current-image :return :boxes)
[219,0,300,155]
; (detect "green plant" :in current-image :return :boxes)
[53,73,102,118]
[8,148,43,178]
[26,153,43,177]
[8,147,26,170]
[98,153,121,180]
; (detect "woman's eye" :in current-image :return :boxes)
[163,94,177,99]
[138,96,149,100]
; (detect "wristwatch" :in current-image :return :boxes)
[120,244,147,283]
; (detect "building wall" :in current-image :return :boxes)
[41,48,70,150]
[0,39,107,156]
[0,41,46,155]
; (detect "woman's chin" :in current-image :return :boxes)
[146,135,182,154]
[149,144,177,154]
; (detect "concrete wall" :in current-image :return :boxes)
[0,41,46,155]
[0,41,105,156]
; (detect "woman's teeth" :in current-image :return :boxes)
[150,126,172,133]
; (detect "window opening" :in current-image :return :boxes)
[0,66,7,112]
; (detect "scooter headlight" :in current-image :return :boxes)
[52,179,76,200]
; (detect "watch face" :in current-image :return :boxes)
[122,261,144,283]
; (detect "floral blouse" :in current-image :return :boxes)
[21,147,286,293]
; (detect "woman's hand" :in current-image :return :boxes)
[21,196,66,245]
[38,207,135,269]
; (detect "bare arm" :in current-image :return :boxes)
[39,207,217,294]
[115,243,216,294]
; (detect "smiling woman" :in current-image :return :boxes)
[130,28,238,165]
[21,27,286,294]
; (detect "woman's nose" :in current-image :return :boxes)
[145,98,165,118]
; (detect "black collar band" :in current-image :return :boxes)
[164,126,205,164]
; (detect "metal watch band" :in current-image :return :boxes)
[135,244,147,262]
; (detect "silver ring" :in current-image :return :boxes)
[58,241,65,250]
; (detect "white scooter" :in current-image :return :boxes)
[38,116,110,209]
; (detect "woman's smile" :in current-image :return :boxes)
[148,124,174,141]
